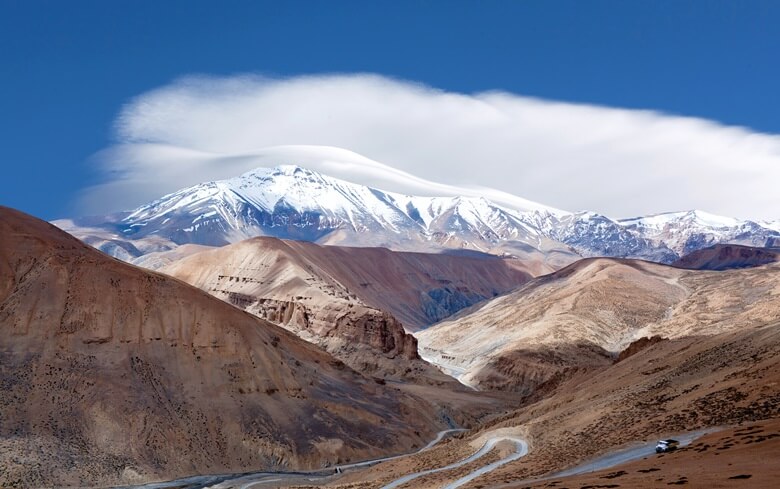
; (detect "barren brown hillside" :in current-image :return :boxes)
[417,258,780,391]
[303,322,780,489]
[159,237,531,380]
[0,207,443,488]
[672,243,780,270]
[510,419,780,489]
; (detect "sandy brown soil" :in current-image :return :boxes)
[160,236,532,330]
[0,207,446,488]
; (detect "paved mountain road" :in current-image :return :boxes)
[381,435,528,489]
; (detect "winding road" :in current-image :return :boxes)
[442,437,528,489]
[382,427,716,489]
[222,428,467,488]
[381,435,528,489]
[116,427,717,489]
[494,428,717,488]
[545,428,713,479]
[115,429,466,489]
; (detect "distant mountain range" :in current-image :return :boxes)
[54,149,780,266]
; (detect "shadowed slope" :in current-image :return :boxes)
[328,323,780,489]
[158,237,531,381]
[0,207,440,487]
[161,236,532,331]
[673,243,780,270]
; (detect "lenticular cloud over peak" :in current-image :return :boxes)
[85,73,780,221]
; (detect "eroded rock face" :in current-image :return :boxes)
[0,206,438,487]
[158,237,521,382]
[616,336,666,362]
[239,296,417,359]
[235,295,426,380]
[237,295,420,366]
[331,308,419,360]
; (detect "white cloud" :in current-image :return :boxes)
[83,73,780,221]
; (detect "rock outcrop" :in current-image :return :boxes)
[159,236,530,381]
[616,335,666,362]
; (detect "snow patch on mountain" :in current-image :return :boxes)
[54,151,779,266]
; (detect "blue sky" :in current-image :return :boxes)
[2,1,779,220]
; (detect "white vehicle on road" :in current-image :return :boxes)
[655,439,679,453]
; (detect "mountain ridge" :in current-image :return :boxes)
[416,256,780,391]
[53,149,780,265]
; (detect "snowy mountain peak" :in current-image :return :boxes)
[275,164,308,174]
[682,210,741,227]
[56,160,779,265]
[232,165,324,186]
[619,209,742,229]
[95,164,560,251]
[241,164,319,179]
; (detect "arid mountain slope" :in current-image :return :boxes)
[342,322,780,489]
[514,419,780,489]
[162,237,532,331]
[158,237,530,380]
[131,243,215,270]
[416,258,780,391]
[673,243,780,270]
[0,207,440,488]
[491,323,780,488]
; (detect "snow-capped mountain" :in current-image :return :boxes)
[546,211,679,263]
[57,165,564,256]
[55,162,779,266]
[535,210,778,262]
[619,210,780,255]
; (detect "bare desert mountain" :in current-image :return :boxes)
[157,236,531,381]
[161,236,532,330]
[673,243,780,270]
[416,257,780,392]
[347,322,780,489]
[0,207,442,487]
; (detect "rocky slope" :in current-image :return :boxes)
[673,243,780,270]
[0,207,441,487]
[416,258,780,392]
[161,237,533,330]
[158,237,530,380]
[515,419,780,489]
[345,322,780,488]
